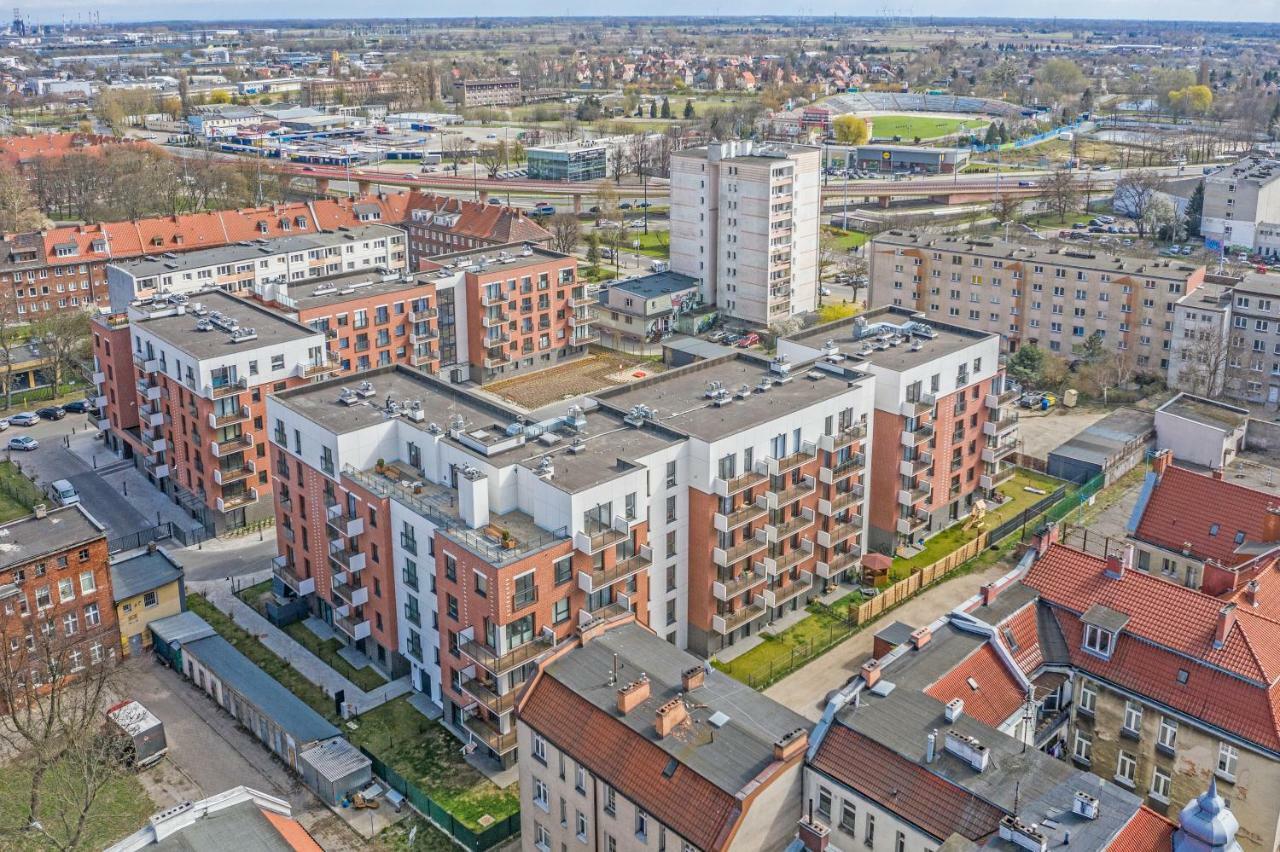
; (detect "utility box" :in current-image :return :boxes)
[107,700,168,769]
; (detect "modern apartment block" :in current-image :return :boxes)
[515,619,809,852]
[116,290,330,532]
[780,307,1013,553]
[1201,155,1280,251]
[1169,271,1280,405]
[868,231,1206,373]
[453,76,522,108]
[669,140,821,327]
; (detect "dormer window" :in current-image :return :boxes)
[1234,530,1246,545]
[1084,624,1114,658]
[54,244,77,258]
[1209,523,1220,536]
[258,221,269,233]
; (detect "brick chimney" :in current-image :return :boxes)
[654,695,687,738]
[861,658,882,689]
[1214,603,1237,649]
[980,583,999,606]
[1245,579,1261,608]
[910,627,931,649]
[1105,543,1134,580]
[1211,467,1224,481]
[773,727,808,762]
[681,665,705,692]
[1034,522,1061,557]
[1151,447,1173,477]
[616,675,650,716]
[798,815,830,852]
[1264,505,1280,543]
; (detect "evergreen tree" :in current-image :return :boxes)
[649,101,657,119]
[660,96,671,119]
[683,99,695,119]
[1185,182,1204,237]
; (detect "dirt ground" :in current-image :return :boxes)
[484,351,663,409]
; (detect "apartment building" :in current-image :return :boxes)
[403,195,550,268]
[594,271,702,353]
[515,619,809,852]
[868,231,1206,373]
[0,505,120,693]
[780,307,1013,553]
[1167,279,1233,397]
[1169,272,1280,405]
[1201,155,1280,251]
[121,290,329,533]
[800,586,1239,852]
[670,140,821,326]
[453,76,522,108]
[420,244,594,384]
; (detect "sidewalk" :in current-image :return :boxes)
[761,559,1012,720]
[65,429,197,533]
[190,578,412,715]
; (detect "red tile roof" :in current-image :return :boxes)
[1108,805,1176,851]
[924,643,1027,728]
[809,725,1004,843]
[404,192,550,245]
[518,674,742,851]
[0,132,145,167]
[1134,465,1280,567]
[1022,544,1280,751]
[997,600,1044,676]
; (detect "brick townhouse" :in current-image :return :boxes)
[868,231,1205,374]
[403,194,550,265]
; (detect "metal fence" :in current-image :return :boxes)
[106,520,209,554]
[359,748,520,851]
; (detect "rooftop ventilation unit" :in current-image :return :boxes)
[355,381,376,398]
[403,400,425,422]
[568,437,586,454]
[195,319,212,332]
[735,384,751,399]
[338,388,361,406]
[229,327,257,343]
[535,457,554,479]
[755,378,773,393]
[704,380,726,399]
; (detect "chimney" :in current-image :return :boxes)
[943,730,991,772]
[1214,603,1237,649]
[147,541,158,554]
[1151,447,1173,477]
[616,674,649,716]
[798,811,830,852]
[1034,522,1061,556]
[861,658,882,689]
[1211,467,1224,481]
[945,698,964,722]
[1104,543,1133,580]
[980,583,999,606]
[1072,791,1100,820]
[925,729,938,763]
[1265,505,1280,543]
[910,626,931,649]
[998,815,1048,852]
[1246,579,1261,608]
[681,664,705,692]
[773,727,808,762]
[654,695,687,738]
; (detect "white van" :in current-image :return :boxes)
[50,479,79,506]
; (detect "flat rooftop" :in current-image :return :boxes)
[420,242,569,277]
[1157,393,1249,430]
[1212,156,1280,186]
[281,268,433,311]
[608,270,699,300]
[787,306,991,373]
[137,290,318,359]
[1050,408,1155,467]
[0,505,103,574]
[1235,272,1280,299]
[547,622,809,794]
[597,352,869,443]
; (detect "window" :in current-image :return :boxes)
[58,578,75,603]
[666,495,677,522]
[895,831,906,852]
[865,813,875,846]
[1073,731,1092,764]
[84,602,100,626]
[271,354,285,371]
[636,810,649,840]
[1158,717,1178,752]
[817,787,832,820]
[553,556,573,585]
[1115,750,1137,786]
[666,461,677,488]
[839,802,857,833]
[1151,766,1172,803]
[533,822,550,852]
[576,811,588,841]
[143,590,158,608]
[1217,742,1238,780]
[63,611,78,636]
[1078,679,1097,715]
[575,765,587,794]
[474,571,488,598]
[1083,623,1114,658]
[603,785,616,815]
[1123,701,1143,736]
[79,571,95,594]
[553,597,570,624]
[532,732,547,765]
[533,778,549,811]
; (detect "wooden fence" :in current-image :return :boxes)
[852,532,990,626]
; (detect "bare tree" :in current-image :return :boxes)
[1038,170,1081,224]
[0,167,44,232]
[990,194,1023,227]
[1174,325,1232,397]
[1113,170,1165,237]
[548,213,581,255]
[34,311,90,399]
[0,288,23,409]
[477,140,508,179]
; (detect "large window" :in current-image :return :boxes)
[1077,679,1097,715]
[1073,731,1092,765]
[1158,717,1178,752]
[1123,701,1143,736]
[1217,742,1239,780]
[1083,623,1114,658]
[1115,750,1137,786]
[1150,766,1172,803]
[816,787,832,820]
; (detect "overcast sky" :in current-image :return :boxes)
[31,2,1280,25]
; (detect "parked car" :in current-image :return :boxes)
[708,330,730,343]
[0,418,7,431]
[36,406,66,421]
[819,287,832,296]
[9,412,39,426]
[1095,164,1112,172]
[1097,215,1116,225]
[62,399,93,414]
[619,202,632,210]
[736,333,760,348]
[50,479,79,506]
[1071,222,1086,230]
[7,435,37,451]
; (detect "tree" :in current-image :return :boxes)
[660,97,671,119]
[0,288,21,408]
[1006,344,1046,387]
[1113,170,1164,237]
[1169,84,1213,117]
[1073,330,1106,362]
[1174,324,1231,397]
[585,232,601,268]
[683,99,695,119]
[208,89,231,105]
[596,179,620,222]
[832,115,869,145]
[34,311,90,398]
[478,140,507,178]
[1142,195,1182,242]
[1184,181,1204,237]
[1036,58,1086,98]
[548,213,581,255]
[1039,169,1081,224]
[990,194,1022,227]
[0,167,43,232]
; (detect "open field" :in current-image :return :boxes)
[484,351,663,409]
[870,114,988,140]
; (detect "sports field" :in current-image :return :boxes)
[870,114,988,140]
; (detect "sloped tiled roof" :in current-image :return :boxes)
[0,132,145,167]
[1108,804,1176,851]
[404,192,550,245]
[518,674,741,851]
[809,725,1004,843]
[1134,465,1279,567]
[997,600,1044,676]
[923,643,1026,728]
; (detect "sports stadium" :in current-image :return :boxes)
[821,91,1030,141]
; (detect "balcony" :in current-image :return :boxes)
[460,677,519,716]
[765,442,817,476]
[761,570,814,609]
[92,395,108,410]
[210,433,254,457]
[980,466,1016,490]
[819,453,865,485]
[712,602,766,635]
[900,423,935,448]
[271,555,315,596]
[480,290,506,307]
[208,405,250,429]
[137,381,164,402]
[462,711,518,756]
[568,295,596,309]
[762,539,815,575]
[577,546,652,594]
[574,517,629,555]
[986,387,1019,409]
[213,462,254,486]
[331,574,370,608]
[298,355,341,378]
[712,470,768,498]
[982,443,1016,464]
[763,475,816,510]
[481,311,509,328]
[896,511,930,536]
[328,546,367,574]
[208,377,248,399]
[818,423,867,453]
[409,307,439,322]
[764,507,815,543]
[579,599,631,629]
[334,611,371,642]
[139,405,166,429]
[712,530,768,567]
[96,418,110,431]
[132,352,160,373]
[92,370,105,387]
[326,502,365,539]
[409,327,439,345]
[410,349,438,367]
[900,394,937,418]
[216,488,259,513]
[817,550,861,579]
[897,483,932,507]
[460,634,554,677]
[483,352,512,369]
[818,486,864,517]
[817,516,862,549]
[142,457,170,479]
[713,501,767,533]
[984,415,1019,438]
[712,566,768,601]
[571,331,600,347]
[899,452,933,478]
[485,330,512,348]
[141,431,167,454]
[568,311,594,328]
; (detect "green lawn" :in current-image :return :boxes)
[0,461,41,523]
[823,227,868,252]
[0,756,154,850]
[712,590,864,688]
[870,114,987,141]
[580,265,619,284]
[346,698,520,832]
[891,469,1064,577]
[627,230,671,258]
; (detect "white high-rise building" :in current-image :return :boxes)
[669,140,820,327]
